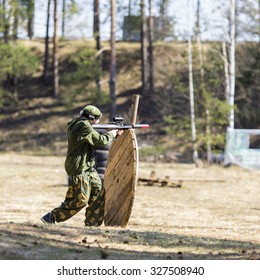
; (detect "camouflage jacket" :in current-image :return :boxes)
[64,117,114,176]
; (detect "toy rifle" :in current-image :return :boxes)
[92,116,149,130]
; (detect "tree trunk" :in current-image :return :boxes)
[259,0,260,43]
[12,0,19,41]
[195,0,211,164]
[62,0,65,37]
[229,0,236,129]
[195,0,203,78]
[3,0,9,43]
[128,0,132,16]
[43,0,51,84]
[222,41,230,103]
[12,1,19,99]
[188,0,199,163]
[159,0,168,40]
[53,0,59,98]
[94,0,100,50]
[148,0,154,96]
[27,0,34,39]
[109,0,117,118]
[140,0,148,95]
[94,0,102,101]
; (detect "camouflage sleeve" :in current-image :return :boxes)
[80,122,115,147]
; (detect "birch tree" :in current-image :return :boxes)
[62,0,65,37]
[222,41,230,103]
[229,0,236,129]
[218,1,236,129]
[188,0,199,162]
[195,0,211,163]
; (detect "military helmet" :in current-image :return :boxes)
[80,105,102,120]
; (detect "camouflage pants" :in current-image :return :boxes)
[51,171,105,226]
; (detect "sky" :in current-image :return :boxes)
[29,0,258,42]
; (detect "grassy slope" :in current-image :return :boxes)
[0,39,188,159]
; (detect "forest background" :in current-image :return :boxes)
[0,0,259,163]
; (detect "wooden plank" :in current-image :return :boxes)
[105,160,134,210]
[104,135,134,188]
[105,153,135,198]
[130,94,140,125]
[104,131,132,169]
[112,186,134,227]
[104,138,135,189]
[104,179,133,226]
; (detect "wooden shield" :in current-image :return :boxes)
[104,129,138,227]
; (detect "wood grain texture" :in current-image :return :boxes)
[104,129,138,227]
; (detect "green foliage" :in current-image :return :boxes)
[0,88,18,107]
[20,0,34,19]
[0,87,4,107]
[236,43,260,128]
[139,145,168,159]
[161,44,232,154]
[62,48,99,85]
[60,47,107,107]
[0,42,39,79]
[67,2,79,15]
[209,97,230,126]
[0,42,39,108]
[163,115,191,135]
[0,40,259,159]
[164,105,228,153]
[163,115,193,153]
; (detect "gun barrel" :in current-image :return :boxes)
[132,124,149,129]
[92,124,149,130]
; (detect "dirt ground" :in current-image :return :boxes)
[0,153,260,260]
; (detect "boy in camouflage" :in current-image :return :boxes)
[41,105,122,226]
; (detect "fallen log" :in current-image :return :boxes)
[138,177,183,188]
[138,171,182,188]
[138,171,226,188]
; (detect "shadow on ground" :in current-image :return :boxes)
[0,222,259,260]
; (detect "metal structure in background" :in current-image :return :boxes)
[224,128,260,169]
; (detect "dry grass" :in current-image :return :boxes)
[0,153,259,260]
